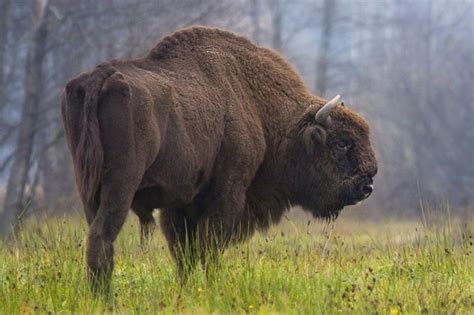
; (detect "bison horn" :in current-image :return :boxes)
[315,95,340,125]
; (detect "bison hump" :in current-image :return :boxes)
[148,26,257,60]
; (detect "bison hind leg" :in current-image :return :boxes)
[86,170,142,293]
[86,233,114,294]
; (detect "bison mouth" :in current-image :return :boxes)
[343,196,365,206]
[342,181,374,206]
[319,179,374,216]
[304,178,375,220]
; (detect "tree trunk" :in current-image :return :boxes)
[0,0,48,239]
[39,132,76,212]
[271,0,283,52]
[38,32,78,213]
[250,0,261,45]
[0,0,11,105]
[315,0,335,96]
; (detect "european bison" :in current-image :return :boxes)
[61,26,377,289]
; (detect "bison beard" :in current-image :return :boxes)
[61,26,377,291]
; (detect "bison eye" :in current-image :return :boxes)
[334,141,351,153]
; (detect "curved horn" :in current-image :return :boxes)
[315,94,340,125]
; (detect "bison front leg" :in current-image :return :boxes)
[195,118,265,269]
[196,187,248,263]
[160,207,198,280]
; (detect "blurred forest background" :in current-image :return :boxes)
[0,0,472,237]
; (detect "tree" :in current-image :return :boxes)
[270,0,283,51]
[0,0,11,106]
[250,0,261,44]
[315,0,335,96]
[0,0,49,239]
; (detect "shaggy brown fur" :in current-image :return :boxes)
[61,26,377,289]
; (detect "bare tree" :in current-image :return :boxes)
[250,0,261,44]
[0,0,11,105]
[315,0,335,96]
[270,0,283,51]
[0,0,49,239]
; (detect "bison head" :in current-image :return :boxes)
[285,95,378,219]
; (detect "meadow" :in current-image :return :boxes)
[0,210,472,314]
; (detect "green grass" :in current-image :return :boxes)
[0,212,473,314]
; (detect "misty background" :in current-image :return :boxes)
[0,0,472,237]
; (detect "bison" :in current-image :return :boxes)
[61,26,377,289]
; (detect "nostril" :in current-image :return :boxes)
[362,184,374,196]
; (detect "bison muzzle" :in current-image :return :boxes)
[61,26,377,290]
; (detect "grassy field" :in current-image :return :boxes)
[0,211,472,314]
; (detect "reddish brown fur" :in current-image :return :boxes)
[61,26,377,289]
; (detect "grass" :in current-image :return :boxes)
[0,211,473,314]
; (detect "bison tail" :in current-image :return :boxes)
[64,65,116,210]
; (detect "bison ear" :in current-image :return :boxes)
[303,124,327,153]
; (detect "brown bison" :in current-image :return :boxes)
[61,26,377,289]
